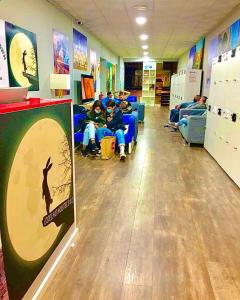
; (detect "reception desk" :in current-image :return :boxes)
[0,99,77,300]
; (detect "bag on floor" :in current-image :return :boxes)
[101,136,116,160]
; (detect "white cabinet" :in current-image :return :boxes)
[169,69,202,109]
[204,46,240,187]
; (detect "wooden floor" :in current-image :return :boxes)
[40,106,240,300]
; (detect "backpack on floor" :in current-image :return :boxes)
[101,136,116,160]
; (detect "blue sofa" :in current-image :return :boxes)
[178,109,206,145]
[127,95,137,102]
[73,113,136,153]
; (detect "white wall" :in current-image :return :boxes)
[0,0,122,102]
[177,4,240,97]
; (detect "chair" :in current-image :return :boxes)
[178,109,206,145]
[127,95,137,102]
[131,102,145,123]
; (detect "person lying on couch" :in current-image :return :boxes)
[169,95,201,123]
[171,110,207,130]
[97,100,126,161]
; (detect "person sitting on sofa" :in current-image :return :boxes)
[171,110,207,130]
[81,100,106,156]
[102,91,121,109]
[169,95,201,123]
[118,91,133,114]
[97,99,126,161]
[113,90,130,100]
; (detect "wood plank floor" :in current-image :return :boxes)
[40,106,240,300]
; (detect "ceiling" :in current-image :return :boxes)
[51,0,240,60]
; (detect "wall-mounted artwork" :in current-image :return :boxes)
[218,27,231,55]
[73,29,87,71]
[53,30,69,74]
[206,37,218,88]
[188,37,205,70]
[90,49,97,91]
[0,20,9,88]
[0,103,74,299]
[188,46,196,69]
[193,37,205,69]
[5,22,39,91]
[230,19,240,49]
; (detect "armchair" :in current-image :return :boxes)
[178,109,206,145]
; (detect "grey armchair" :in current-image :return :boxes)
[178,109,206,145]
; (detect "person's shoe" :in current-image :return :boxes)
[81,148,88,157]
[120,152,126,161]
[90,142,99,155]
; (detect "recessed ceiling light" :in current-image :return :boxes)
[143,51,149,55]
[135,17,147,25]
[142,45,148,50]
[134,5,147,11]
[140,34,148,41]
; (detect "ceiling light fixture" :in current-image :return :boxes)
[143,51,149,55]
[142,45,148,50]
[135,17,147,25]
[140,34,148,41]
[134,5,147,11]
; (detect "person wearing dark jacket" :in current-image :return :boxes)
[97,99,126,161]
[118,93,133,114]
[81,100,106,156]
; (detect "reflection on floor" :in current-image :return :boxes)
[40,106,240,300]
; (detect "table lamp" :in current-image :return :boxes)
[50,74,70,98]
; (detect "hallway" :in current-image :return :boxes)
[41,106,240,300]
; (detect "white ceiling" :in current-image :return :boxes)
[52,0,240,60]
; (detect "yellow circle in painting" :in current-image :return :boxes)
[9,32,36,88]
[6,118,71,261]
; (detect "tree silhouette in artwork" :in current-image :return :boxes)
[52,137,72,200]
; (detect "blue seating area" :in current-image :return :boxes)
[178,109,206,145]
[73,112,136,153]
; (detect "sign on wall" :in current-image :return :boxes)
[0,103,74,300]
[5,22,39,91]
[73,29,88,71]
[188,37,205,69]
[0,20,9,88]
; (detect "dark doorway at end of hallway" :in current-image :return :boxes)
[124,62,143,91]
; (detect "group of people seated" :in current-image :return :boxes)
[165,94,208,130]
[80,91,133,161]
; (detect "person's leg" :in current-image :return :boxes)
[176,117,188,127]
[82,124,90,148]
[83,123,98,154]
[115,129,126,160]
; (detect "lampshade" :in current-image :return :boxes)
[50,74,70,90]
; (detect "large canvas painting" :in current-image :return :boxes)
[192,37,205,69]
[5,22,39,91]
[188,46,196,69]
[230,19,240,49]
[90,49,97,91]
[53,29,69,74]
[206,37,218,88]
[218,27,231,55]
[0,103,74,299]
[73,29,87,71]
[0,20,9,88]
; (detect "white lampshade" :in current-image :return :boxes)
[50,74,70,90]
